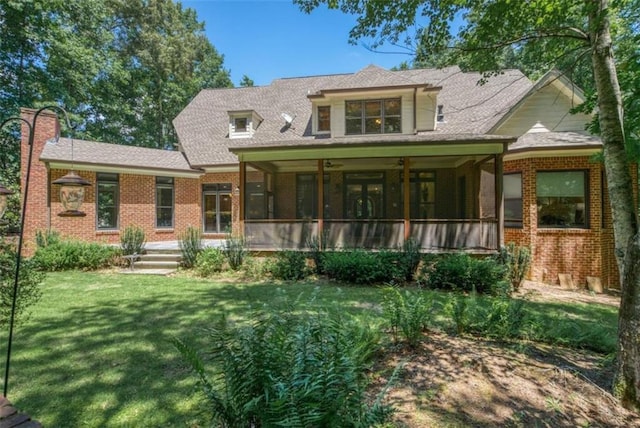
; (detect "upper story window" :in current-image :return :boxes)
[437,105,445,122]
[317,106,331,132]
[345,98,401,135]
[229,110,263,139]
[536,170,588,228]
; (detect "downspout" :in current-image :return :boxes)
[413,88,417,134]
[46,165,51,231]
[495,152,505,249]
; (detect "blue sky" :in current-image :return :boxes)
[182,0,412,86]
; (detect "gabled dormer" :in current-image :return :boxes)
[307,65,441,137]
[228,110,263,139]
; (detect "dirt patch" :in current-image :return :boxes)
[372,283,640,427]
[517,280,621,307]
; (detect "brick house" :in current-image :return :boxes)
[19,65,632,289]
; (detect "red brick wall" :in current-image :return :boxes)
[504,155,623,289]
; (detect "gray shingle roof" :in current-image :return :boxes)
[174,65,534,167]
[509,131,601,153]
[40,137,199,174]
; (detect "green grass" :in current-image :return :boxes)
[1,271,619,427]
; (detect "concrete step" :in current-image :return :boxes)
[134,260,180,270]
[139,253,182,263]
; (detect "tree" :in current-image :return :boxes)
[0,0,232,149]
[239,75,255,87]
[297,0,640,410]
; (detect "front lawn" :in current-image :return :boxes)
[1,271,619,427]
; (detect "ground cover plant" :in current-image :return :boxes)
[31,236,119,271]
[3,271,629,427]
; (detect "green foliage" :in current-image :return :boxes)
[270,250,310,281]
[178,226,202,268]
[223,234,246,271]
[174,307,392,427]
[120,225,146,256]
[417,253,507,294]
[31,239,118,271]
[496,243,531,292]
[0,239,44,328]
[194,247,225,277]
[399,238,422,282]
[322,248,420,285]
[35,229,61,248]
[381,286,433,347]
[306,231,332,275]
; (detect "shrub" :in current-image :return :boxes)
[496,242,532,292]
[31,240,119,271]
[306,231,332,275]
[323,249,406,285]
[120,225,146,256]
[382,286,433,347]
[399,238,422,282]
[223,234,246,271]
[194,247,225,277]
[270,250,310,281]
[178,226,202,268]
[174,307,392,427]
[35,229,60,248]
[0,239,44,328]
[417,253,507,294]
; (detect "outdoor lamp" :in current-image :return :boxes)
[53,170,91,216]
[0,184,14,221]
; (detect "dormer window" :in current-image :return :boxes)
[229,110,262,139]
[437,105,445,123]
[317,106,331,132]
[345,98,401,135]
[234,117,248,133]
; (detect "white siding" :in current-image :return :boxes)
[416,92,437,131]
[495,84,591,135]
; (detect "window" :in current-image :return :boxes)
[203,183,232,233]
[234,117,248,133]
[317,106,330,132]
[344,172,385,219]
[97,173,118,230]
[296,174,330,218]
[345,98,401,135]
[504,173,522,228]
[437,105,445,122]
[156,176,174,228]
[537,170,588,228]
[401,171,436,218]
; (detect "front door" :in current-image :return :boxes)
[344,173,385,219]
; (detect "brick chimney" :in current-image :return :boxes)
[20,108,59,255]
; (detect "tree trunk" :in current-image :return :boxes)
[589,0,640,411]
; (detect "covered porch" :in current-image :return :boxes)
[230,136,514,251]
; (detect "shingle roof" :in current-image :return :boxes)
[509,131,602,153]
[174,65,534,167]
[40,137,200,174]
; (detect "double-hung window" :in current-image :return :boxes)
[536,170,588,228]
[156,177,174,228]
[345,98,401,135]
[504,173,523,228]
[96,173,119,230]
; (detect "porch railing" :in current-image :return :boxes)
[244,218,498,251]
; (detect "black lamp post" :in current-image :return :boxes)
[0,106,87,398]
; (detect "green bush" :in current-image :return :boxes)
[417,253,507,294]
[194,247,225,277]
[35,229,61,248]
[382,286,433,347]
[496,242,532,292]
[0,239,44,328]
[31,240,119,271]
[398,238,422,282]
[270,250,310,281]
[174,307,392,427]
[223,234,246,271]
[323,249,406,285]
[178,226,202,268]
[306,231,332,275]
[120,225,146,256]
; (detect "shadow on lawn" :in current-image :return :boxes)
[2,277,382,427]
